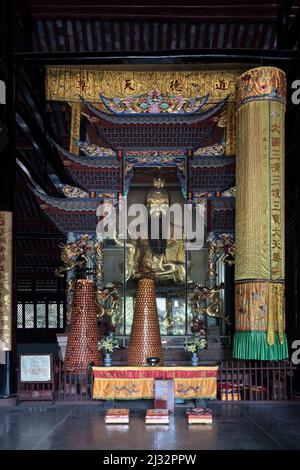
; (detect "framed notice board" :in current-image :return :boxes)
[17,353,54,402]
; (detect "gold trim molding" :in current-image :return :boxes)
[46,67,239,103]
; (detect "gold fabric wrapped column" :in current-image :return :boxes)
[233,67,288,360]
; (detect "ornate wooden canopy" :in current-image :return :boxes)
[2,0,297,282]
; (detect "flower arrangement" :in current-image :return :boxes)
[98,334,119,353]
[184,335,206,353]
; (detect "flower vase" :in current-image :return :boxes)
[191,351,198,367]
[104,352,112,367]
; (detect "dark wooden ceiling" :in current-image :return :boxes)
[15,0,300,53]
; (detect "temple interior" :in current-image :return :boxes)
[0,0,300,453]
[15,65,240,363]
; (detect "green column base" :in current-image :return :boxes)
[233,331,288,360]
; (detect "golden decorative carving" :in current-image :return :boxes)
[66,275,76,324]
[55,234,90,278]
[207,237,217,287]
[216,233,235,266]
[94,240,104,290]
[95,284,120,327]
[190,233,234,326]
[190,284,230,323]
[56,234,91,324]
[207,233,235,288]
[61,184,89,198]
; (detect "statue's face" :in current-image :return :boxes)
[146,190,169,217]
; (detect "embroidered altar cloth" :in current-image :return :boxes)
[92,366,218,400]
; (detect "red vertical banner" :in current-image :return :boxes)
[0,211,12,352]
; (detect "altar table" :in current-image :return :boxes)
[92,366,218,400]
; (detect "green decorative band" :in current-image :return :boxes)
[233,331,288,361]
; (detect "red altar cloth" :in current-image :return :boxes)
[92,366,218,400]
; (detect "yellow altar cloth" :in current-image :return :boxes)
[92,366,218,400]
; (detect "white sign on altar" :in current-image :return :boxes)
[20,354,52,382]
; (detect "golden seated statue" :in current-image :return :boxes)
[125,177,185,283]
